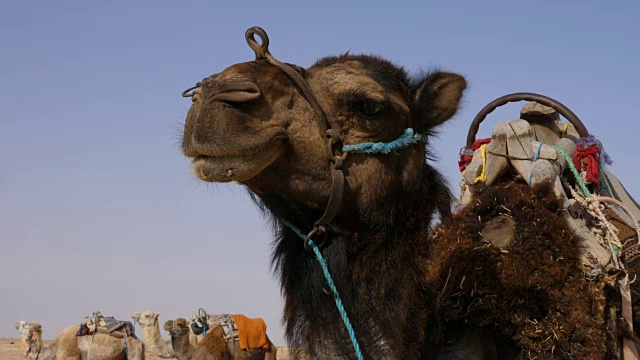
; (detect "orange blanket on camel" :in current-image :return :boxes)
[232,314,269,350]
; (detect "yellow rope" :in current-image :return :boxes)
[472,144,487,184]
[561,123,569,138]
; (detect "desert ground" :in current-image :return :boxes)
[0,338,50,360]
[0,338,293,359]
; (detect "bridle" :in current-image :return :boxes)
[183,26,347,250]
[244,27,346,250]
[182,26,421,251]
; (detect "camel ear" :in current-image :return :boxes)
[154,313,160,320]
[16,321,24,331]
[132,312,141,321]
[412,71,467,131]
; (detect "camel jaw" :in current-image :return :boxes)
[191,144,283,183]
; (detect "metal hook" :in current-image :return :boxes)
[304,225,328,251]
[245,26,270,60]
[181,82,201,98]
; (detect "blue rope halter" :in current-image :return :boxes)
[283,127,424,360]
[343,128,424,154]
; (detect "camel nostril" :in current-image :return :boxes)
[209,80,261,103]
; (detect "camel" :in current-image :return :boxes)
[187,311,278,359]
[16,320,145,359]
[178,27,637,358]
[164,318,225,360]
[16,321,59,359]
[179,26,475,359]
[132,311,176,359]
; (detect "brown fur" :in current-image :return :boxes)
[198,325,229,359]
[428,180,613,359]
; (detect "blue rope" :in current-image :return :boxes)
[343,128,423,154]
[283,221,365,360]
[528,142,544,185]
[123,334,130,360]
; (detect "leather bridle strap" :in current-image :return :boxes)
[245,26,345,249]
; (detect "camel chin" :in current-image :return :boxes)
[192,145,283,183]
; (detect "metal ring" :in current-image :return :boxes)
[181,82,201,98]
[304,226,327,251]
[245,26,270,60]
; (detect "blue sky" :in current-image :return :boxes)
[1,0,638,345]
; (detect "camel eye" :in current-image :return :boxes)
[355,100,386,118]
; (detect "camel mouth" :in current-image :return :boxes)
[191,139,284,183]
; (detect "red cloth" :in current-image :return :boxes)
[572,145,601,186]
[458,138,492,172]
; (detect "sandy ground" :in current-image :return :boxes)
[0,338,293,359]
[0,338,20,360]
[1,338,53,360]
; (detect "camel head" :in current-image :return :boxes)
[164,318,189,335]
[181,28,467,225]
[132,311,160,328]
[15,321,43,358]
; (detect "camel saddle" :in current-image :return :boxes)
[77,311,135,338]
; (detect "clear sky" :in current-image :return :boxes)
[1,0,638,345]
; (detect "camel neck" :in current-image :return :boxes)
[171,333,193,359]
[269,166,449,359]
[142,325,171,356]
[24,337,52,360]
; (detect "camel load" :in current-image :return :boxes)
[179,26,639,358]
[429,94,640,358]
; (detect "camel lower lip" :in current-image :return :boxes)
[192,156,244,182]
[191,145,281,183]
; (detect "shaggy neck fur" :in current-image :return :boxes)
[141,324,172,358]
[260,163,451,359]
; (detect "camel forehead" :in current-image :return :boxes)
[217,60,282,81]
[310,63,389,101]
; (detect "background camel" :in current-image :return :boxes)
[180,27,482,359]
[132,311,175,359]
[16,320,144,360]
[188,312,278,359]
[15,321,59,360]
[164,318,224,360]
